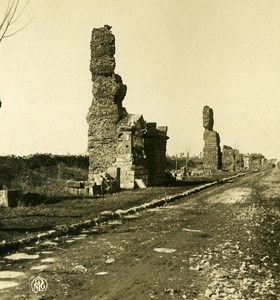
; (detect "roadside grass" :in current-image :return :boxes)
[0,170,239,243]
[0,186,199,242]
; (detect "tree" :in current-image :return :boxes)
[0,0,31,43]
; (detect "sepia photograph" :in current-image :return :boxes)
[0,0,279,299]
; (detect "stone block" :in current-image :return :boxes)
[88,185,102,196]
[135,179,147,189]
[106,167,121,190]
[66,180,85,188]
[121,181,135,189]
[65,187,79,196]
[127,170,136,176]
[78,188,89,196]
[0,190,23,208]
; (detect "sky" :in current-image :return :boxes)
[1,0,280,159]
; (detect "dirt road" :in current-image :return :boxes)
[0,170,279,299]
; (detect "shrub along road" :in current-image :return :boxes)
[0,169,279,299]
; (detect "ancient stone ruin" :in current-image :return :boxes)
[87,25,127,175]
[87,25,168,189]
[202,106,222,171]
[243,153,265,170]
[0,189,23,208]
[222,145,243,171]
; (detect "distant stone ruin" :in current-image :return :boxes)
[87,25,168,189]
[243,153,265,170]
[222,145,243,171]
[202,106,222,171]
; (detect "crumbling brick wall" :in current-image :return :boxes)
[202,106,222,170]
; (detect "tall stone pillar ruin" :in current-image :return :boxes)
[87,25,168,188]
[87,25,127,178]
[202,106,222,171]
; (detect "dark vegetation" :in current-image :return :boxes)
[0,186,199,242]
[0,153,88,195]
[166,154,203,171]
[0,153,213,199]
[0,153,235,243]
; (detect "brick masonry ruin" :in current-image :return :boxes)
[202,106,222,171]
[87,26,168,189]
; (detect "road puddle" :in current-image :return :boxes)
[30,265,49,271]
[0,271,24,279]
[0,281,18,290]
[41,258,56,263]
[154,248,176,253]
[4,253,39,260]
[123,214,140,219]
[147,208,162,212]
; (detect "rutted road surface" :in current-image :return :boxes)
[0,170,280,299]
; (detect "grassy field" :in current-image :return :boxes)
[0,172,239,243]
[0,154,242,243]
[0,186,198,242]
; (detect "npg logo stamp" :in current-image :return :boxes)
[30,276,48,293]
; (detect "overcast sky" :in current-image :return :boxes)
[1,0,280,159]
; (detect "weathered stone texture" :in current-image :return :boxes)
[90,25,115,76]
[203,106,214,130]
[87,26,168,188]
[250,154,265,170]
[144,123,168,186]
[222,145,243,171]
[243,155,251,169]
[87,26,127,177]
[202,106,222,170]
[113,114,148,189]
